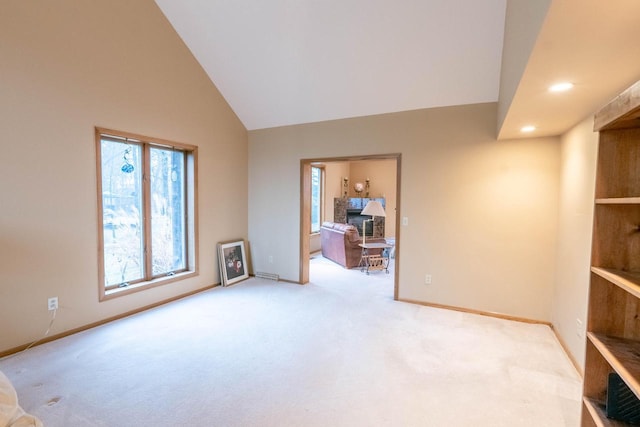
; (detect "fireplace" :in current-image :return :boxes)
[347,210,373,237]
[334,197,385,238]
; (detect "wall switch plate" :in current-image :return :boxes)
[48,297,58,311]
[402,217,409,226]
[268,255,273,263]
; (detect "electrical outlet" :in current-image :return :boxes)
[48,297,58,311]
[425,274,432,285]
[268,255,273,263]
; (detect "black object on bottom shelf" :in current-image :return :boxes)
[606,373,640,425]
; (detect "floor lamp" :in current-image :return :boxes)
[360,200,386,244]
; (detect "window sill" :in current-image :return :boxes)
[101,270,198,301]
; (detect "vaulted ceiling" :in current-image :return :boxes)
[155,0,640,138]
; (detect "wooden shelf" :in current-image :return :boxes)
[583,81,640,426]
[587,332,640,401]
[596,197,640,205]
[583,397,631,427]
[591,267,640,299]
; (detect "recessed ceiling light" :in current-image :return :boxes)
[549,82,574,92]
[521,125,536,133]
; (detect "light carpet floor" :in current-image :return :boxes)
[1,255,582,426]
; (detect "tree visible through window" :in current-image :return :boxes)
[149,147,186,276]
[96,128,197,298]
[311,166,324,233]
[100,138,145,286]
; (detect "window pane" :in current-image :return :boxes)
[150,147,186,276]
[311,167,321,233]
[101,139,144,286]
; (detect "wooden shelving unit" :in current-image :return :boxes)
[582,80,640,426]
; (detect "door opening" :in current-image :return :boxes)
[300,154,401,300]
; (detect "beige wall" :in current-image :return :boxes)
[0,1,248,352]
[552,117,598,371]
[249,103,561,321]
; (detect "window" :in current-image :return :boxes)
[310,165,324,234]
[96,128,197,299]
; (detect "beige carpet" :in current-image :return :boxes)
[0,255,581,426]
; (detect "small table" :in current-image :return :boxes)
[358,242,393,275]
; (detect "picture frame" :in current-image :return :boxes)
[217,239,249,286]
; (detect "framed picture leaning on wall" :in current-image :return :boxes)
[217,240,249,286]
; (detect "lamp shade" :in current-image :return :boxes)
[361,200,386,217]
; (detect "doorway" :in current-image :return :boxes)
[300,153,401,300]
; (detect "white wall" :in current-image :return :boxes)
[249,103,561,321]
[552,117,598,371]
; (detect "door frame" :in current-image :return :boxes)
[299,153,402,300]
